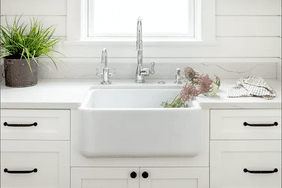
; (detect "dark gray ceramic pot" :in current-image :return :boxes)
[3,57,38,87]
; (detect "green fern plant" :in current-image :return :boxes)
[0,16,63,72]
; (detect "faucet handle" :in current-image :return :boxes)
[150,62,155,74]
[96,68,103,77]
[109,67,116,77]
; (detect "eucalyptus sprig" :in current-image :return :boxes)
[0,16,64,72]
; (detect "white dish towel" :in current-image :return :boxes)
[228,75,276,100]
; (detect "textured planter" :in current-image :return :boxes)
[3,57,38,87]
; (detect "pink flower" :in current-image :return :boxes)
[197,75,213,94]
[180,82,200,103]
[182,67,200,82]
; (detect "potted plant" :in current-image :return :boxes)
[0,16,63,87]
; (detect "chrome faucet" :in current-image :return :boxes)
[135,17,155,83]
[96,48,115,84]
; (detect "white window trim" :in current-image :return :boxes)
[65,0,216,46]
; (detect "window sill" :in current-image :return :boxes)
[63,39,218,46]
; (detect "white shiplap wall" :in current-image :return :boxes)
[0,0,281,79]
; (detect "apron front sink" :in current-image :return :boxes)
[78,86,202,158]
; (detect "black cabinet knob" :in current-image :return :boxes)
[130,171,137,179]
[142,171,149,179]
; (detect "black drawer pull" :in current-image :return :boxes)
[4,168,38,174]
[244,168,278,174]
[4,122,37,127]
[243,122,278,127]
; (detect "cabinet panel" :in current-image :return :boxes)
[140,168,209,188]
[211,109,281,140]
[1,141,70,188]
[71,168,139,188]
[1,109,70,140]
[210,141,281,188]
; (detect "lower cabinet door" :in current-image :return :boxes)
[140,168,209,188]
[1,141,70,188]
[71,168,139,188]
[210,141,281,188]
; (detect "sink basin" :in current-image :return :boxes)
[78,86,202,158]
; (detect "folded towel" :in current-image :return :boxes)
[228,75,276,100]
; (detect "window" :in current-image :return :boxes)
[66,0,216,45]
[88,0,195,38]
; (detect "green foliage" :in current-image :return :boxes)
[0,16,63,72]
[213,75,220,87]
[209,75,220,97]
[163,95,186,108]
[209,84,219,97]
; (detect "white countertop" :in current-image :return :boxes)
[196,79,281,109]
[1,78,281,109]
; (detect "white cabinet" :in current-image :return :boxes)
[71,167,209,188]
[1,109,70,140]
[140,168,209,188]
[210,109,281,188]
[1,109,71,188]
[1,141,70,188]
[211,109,281,140]
[210,141,281,188]
[71,168,139,188]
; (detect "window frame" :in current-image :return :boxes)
[66,0,216,46]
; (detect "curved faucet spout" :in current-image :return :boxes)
[136,17,143,53]
[135,17,155,83]
[101,48,107,68]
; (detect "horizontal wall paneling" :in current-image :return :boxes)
[217,16,281,36]
[0,16,66,37]
[1,0,280,79]
[1,0,66,15]
[59,37,280,58]
[216,0,281,15]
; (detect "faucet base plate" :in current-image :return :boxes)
[135,80,145,83]
[101,81,111,85]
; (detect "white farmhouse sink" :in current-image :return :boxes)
[78,86,202,158]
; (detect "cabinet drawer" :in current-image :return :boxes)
[210,141,281,188]
[211,109,281,140]
[1,109,70,140]
[71,167,209,188]
[1,141,70,188]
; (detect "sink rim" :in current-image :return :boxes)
[79,87,202,110]
[79,101,201,110]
